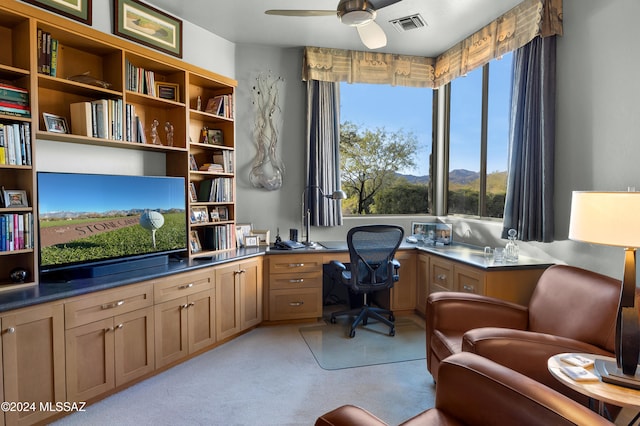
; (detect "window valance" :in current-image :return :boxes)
[302,0,562,88]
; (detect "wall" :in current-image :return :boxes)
[235,0,640,280]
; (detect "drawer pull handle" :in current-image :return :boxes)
[437,274,447,281]
[6,327,15,334]
[289,301,304,307]
[289,263,305,268]
[188,302,195,308]
[115,323,124,329]
[101,300,125,310]
[181,304,189,309]
[462,285,474,292]
[179,283,194,290]
[104,327,113,332]
[289,279,304,283]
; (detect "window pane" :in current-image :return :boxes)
[449,67,482,215]
[339,83,432,215]
[486,52,512,218]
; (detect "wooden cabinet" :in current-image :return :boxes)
[389,250,417,311]
[416,252,430,315]
[215,258,262,340]
[265,254,323,321]
[1,302,65,426]
[65,282,154,402]
[154,269,215,368]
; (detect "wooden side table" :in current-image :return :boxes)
[548,353,640,424]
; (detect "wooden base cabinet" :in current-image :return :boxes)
[416,252,430,315]
[1,303,65,426]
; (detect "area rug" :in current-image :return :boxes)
[299,316,426,370]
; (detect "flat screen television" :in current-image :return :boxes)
[37,172,187,278]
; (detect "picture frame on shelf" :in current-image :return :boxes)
[189,182,198,202]
[113,0,183,58]
[42,113,69,133]
[209,210,220,222]
[251,229,271,246]
[22,0,92,25]
[244,235,259,247]
[235,223,252,248]
[189,231,202,253]
[155,82,179,101]
[217,206,229,221]
[189,154,198,171]
[207,129,224,145]
[190,206,209,224]
[2,189,28,208]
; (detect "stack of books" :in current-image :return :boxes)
[37,29,59,77]
[198,177,233,202]
[0,83,30,118]
[70,99,123,140]
[125,60,157,96]
[0,122,31,165]
[0,213,33,252]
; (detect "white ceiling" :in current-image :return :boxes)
[145,0,524,57]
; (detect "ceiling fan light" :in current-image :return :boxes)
[340,10,375,26]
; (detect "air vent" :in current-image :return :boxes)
[389,14,426,33]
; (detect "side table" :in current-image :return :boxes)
[548,353,640,425]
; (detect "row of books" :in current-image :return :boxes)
[0,83,30,118]
[198,178,233,203]
[70,99,123,140]
[0,213,33,252]
[124,104,147,143]
[37,28,59,77]
[125,60,158,96]
[203,224,236,251]
[204,95,233,119]
[190,151,234,174]
[0,122,31,166]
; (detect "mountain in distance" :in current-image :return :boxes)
[40,208,184,220]
[397,169,481,185]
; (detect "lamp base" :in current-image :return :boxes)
[595,359,640,390]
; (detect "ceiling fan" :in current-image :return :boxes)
[265,0,403,50]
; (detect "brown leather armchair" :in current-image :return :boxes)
[426,264,621,408]
[315,352,613,426]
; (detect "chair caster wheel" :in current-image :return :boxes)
[330,317,336,324]
[389,327,395,336]
[349,329,356,338]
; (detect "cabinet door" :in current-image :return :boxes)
[240,259,262,330]
[154,297,188,368]
[114,306,155,386]
[187,290,216,353]
[65,318,115,402]
[2,303,65,426]
[416,252,430,315]
[215,263,241,340]
[390,251,417,311]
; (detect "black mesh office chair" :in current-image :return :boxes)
[329,225,404,338]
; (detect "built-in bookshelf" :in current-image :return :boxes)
[0,0,237,286]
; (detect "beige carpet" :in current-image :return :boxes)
[300,316,426,370]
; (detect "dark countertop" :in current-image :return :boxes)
[0,242,552,314]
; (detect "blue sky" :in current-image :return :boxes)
[340,53,512,176]
[38,173,185,213]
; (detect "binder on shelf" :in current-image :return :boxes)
[70,102,93,137]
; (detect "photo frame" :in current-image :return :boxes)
[155,82,179,101]
[207,129,224,145]
[190,206,209,224]
[22,0,92,25]
[244,235,259,247]
[209,210,220,222]
[189,182,198,202]
[2,189,28,208]
[114,0,183,58]
[251,229,271,246]
[216,206,229,221]
[189,154,198,171]
[189,231,202,253]
[43,113,69,133]
[235,223,252,248]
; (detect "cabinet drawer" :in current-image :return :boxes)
[431,261,453,291]
[154,269,213,303]
[268,255,323,274]
[268,288,322,321]
[269,272,322,290]
[65,282,153,329]
[455,266,485,295]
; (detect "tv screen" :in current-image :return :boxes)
[37,172,187,274]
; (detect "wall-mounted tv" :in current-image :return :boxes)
[37,172,187,277]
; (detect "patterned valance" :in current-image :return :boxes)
[302,0,562,88]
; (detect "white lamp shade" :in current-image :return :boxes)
[569,191,640,247]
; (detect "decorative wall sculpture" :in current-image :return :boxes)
[250,72,285,191]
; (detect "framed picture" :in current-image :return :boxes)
[189,154,198,171]
[209,210,220,222]
[22,0,92,25]
[189,231,202,253]
[189,182,198,202]
[114,0,183,58]
[2,189,28,208]
[207,129,224,145]
[235,223,252,248]
[251,229,271,246]
[217,206,229,221]
[42,113,69,133]
[190,206,209,224]
[155,82,179,101]
[244,235,259,247]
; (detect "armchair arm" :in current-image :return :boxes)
[427,292,529,334]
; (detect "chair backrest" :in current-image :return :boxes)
[346,225,404,293]
[528,264,621,352]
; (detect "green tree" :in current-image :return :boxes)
[374,180,429,214]
[340,121,418,214]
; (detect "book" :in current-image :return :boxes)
[50,38,59,77]
[0,83,29,105]
[91,99,109,138]
[69,101,93,136]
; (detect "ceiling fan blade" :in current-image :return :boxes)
[368,0,402,10]
[265,10,336,17]
[356,21,387,49]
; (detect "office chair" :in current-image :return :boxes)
[329,225,404,338]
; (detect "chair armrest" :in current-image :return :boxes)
[315,405,387,426]
[330,260,346,272]
[391,259,400,270]
[427,292,528,334]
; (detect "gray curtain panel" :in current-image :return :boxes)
[502,36,556,242]
[305,80,343,227]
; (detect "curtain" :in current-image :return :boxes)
[502,36,556,242]
[306,80,343,227]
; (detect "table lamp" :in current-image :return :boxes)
[569,191,640,389]
[302,186,346,246]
